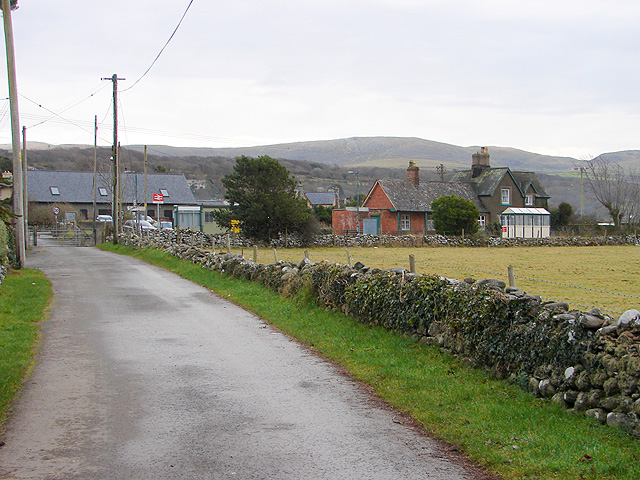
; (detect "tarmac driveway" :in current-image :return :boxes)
[0,245,487,479]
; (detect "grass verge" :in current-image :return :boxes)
[99,243,640,480]
[0,269,52,426]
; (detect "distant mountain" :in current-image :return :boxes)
[4,136,637,218]
[128,136,580,174]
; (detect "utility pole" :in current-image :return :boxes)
[437,163,447,183]
[143,145,148,222]
[2,0,25,267]
[92,115,98,244]
[102,74,124,244]
[21,125,27,249]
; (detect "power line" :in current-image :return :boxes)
[121,0,195,93]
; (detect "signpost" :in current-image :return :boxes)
[152,193,163,226]
[53,206,59,224]
[231,219,239,246]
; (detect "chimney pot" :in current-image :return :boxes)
[407,161,419,186]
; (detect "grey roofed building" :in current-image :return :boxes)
[333,149,551,236]
[304,192,337,208]
[27,170,197,220]
[374,178,489,213]
[451,167,550,201]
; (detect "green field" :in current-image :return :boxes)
[227,245,639,314]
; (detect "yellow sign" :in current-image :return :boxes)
[230,219,240,233]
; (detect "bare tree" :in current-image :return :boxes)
[584,156,639,227]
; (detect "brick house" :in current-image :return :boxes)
[332,148,550,237]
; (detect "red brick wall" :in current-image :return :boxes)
[332,209,370,234]
[364,183,394,209]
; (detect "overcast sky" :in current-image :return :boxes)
[2,0,640,158]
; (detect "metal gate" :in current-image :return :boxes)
[30,226,97,247]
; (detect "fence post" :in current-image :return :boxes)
[508,265,516,288]
[33,226,37,246]
[409,254,416,273]
[273,248,278,263]
[346,248,351,266]
[253,245,258,262]
[226,234,231,253]
[305,249,310,261]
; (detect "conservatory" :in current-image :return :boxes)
[500,207,551,239]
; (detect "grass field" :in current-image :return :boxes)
[224,245,639,314]
[101,243,640,480]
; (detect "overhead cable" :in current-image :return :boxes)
[121,0,195,93]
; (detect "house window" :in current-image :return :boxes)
[160,189,169,197]
[50,186,60,195]
[426,219,435,231]
[501,188,511,205]
[525,194,534,206]
[400,214,410,231]
[205,211,215,223]
[99,187,108,196]
[478,215,486,229]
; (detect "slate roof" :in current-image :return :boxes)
[27,170,196,205]
[511,171,550,198]
[305,192,336,206]
[451,168,550,198]
[374,179,489,213]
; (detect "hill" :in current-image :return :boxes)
[127,136,579,174]
[3,136,636,218]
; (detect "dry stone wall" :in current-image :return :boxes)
[122,230,640,438]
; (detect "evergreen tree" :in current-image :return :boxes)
[431,195,479,236]
[214,156,312,242]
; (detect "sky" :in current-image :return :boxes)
[1,0,640,159]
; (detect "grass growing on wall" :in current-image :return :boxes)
[0,269,51,425]
[100,243,640,480]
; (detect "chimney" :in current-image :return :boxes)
[471,147,490,178]
[407,160,419,186]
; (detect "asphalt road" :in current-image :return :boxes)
[0,245,486,480]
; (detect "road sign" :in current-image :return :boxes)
[53,206,60,215]
[152,193,164,203]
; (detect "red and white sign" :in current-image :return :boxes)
[152,193,164,203]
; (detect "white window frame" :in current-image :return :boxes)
[50,186,60,195]
[400,214,410,231]
[478,215,486,229]
[160,189,169,197]
[99,187,108,196]
[525,194,534,206]
[501,188,511,205]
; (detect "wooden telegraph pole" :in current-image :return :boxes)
[102,74,124,244]
[2,0,25,267]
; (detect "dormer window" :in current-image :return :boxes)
[50,186,60,195]
[160,189,169,197]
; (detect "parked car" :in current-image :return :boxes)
[123,219,157,231]
[96,215,113,222]
[159,221,173,230]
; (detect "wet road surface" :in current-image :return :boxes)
[0,246,485,479]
